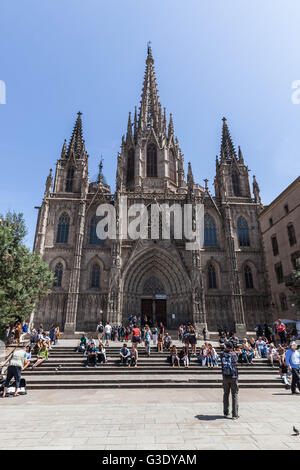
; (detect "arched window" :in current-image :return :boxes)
[89,215,105,245]
[237,216,250,247]
[204,214,217,247]
[56,212,70,243]
[244,265,254,289]
[66,167,74,192]
[232,170,240,196]
[127,148,135,183]
[53,262,63,287]
[287,223,297,246]
[169,149,176,183]
[147,143,157,177]
[91,263,100,288]
[208,264,217,289]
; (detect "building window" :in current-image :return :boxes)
[287,224,297,246]
[269,217,273,227]
[91,263,100,288]
[56,212,70,243]
[291,251,300,270]
[271,235,279,256]
[53,262,63,287]
[66,167,74,192]
[89,215,105,245]
[244,265,254,289]
[204,214,217,247]
[275,263,283,284]
[127,148,134,183]
[232,170,240,196]
[147,143,157,177]
[169,149,176,183]
[207,264,217,289]
[237,216,250,247]
[279,293,288,311]
[284,204,289,214]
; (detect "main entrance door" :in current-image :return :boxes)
[155,299,167,326]
[141,298,167,326]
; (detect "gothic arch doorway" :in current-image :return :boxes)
[122,246,191,327]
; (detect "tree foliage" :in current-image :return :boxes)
[0,212,53,331]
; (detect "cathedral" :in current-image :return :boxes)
[33,45,271,336]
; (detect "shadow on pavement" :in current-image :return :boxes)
[195,414,226,421]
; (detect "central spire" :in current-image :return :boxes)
[220,117,237,161]
[138,43,162,134]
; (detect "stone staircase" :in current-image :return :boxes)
[22,345,285,390]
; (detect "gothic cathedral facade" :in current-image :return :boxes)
[33,46,271,335]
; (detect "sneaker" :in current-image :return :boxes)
[85,365,89,368]
[232,416,240,420]
[224,414,229,419]
[292,391,300,395]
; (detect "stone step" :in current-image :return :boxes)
[26,383,283,389]
[22,368,277,375]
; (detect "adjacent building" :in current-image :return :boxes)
[258,177,300,321]
[33,46,271,335]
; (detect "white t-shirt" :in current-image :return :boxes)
[105,324,112,334]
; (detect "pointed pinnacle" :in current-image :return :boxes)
[220,117,237,160]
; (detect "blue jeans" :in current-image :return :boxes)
[257,346,267,358]
[4,365,21,388]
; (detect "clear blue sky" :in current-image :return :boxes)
[1,0,300,248]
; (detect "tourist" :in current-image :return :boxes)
[131,324,141,347]
[104,322,112,346]
[264,323,272,343]
[87,336,96,347]
[14,321,22,345]
[197,345,207,367]
[54,325,60,344]
[276,319,287,346]
[2,346,29,397]
[267,343,280,368]
[202,327,207,341]
[75,334,88,354]
[285,342,300,395]
[159,322,165,337]
[85,343,98,368]
[170,345,180,368]
[255,323,264,338]
[229,332,239,348]
[241,339,254,365]
[179,346,190,368]
[256,336,268,358]
[279,359,292,390]
[119,344,130,366]
[144,325,151,357]
[219,333,227,350]
[31,339,49,368]
[157,334,163,352]
[128,346,138,368]
[178,325,184,342]
[189,326,197,355]
[163,332,172,351]
[41,331,51,349]
[97,344,106,364]
[151,325,158,345]
[96,320,104,344]
[49,325,56,345]
[22,346,32,371]
[220,342,239,420]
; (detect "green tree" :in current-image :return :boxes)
[0,212,53,335]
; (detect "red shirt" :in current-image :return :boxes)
[132,328,140,337]
[276,323,286,333]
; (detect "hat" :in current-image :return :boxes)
[291,342,297,347]
[225,342,233,349]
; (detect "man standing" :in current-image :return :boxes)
[96,320,104,344]
[276,319,287,346]
[220,342,239,420]
[285,342,300,395]
[104,322,112,347]
[2,346,29,397]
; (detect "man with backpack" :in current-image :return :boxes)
[220,342,239,420]
[96,321,104,344]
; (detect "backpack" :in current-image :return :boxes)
[221,352,235,376]
[98,325,104,333]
